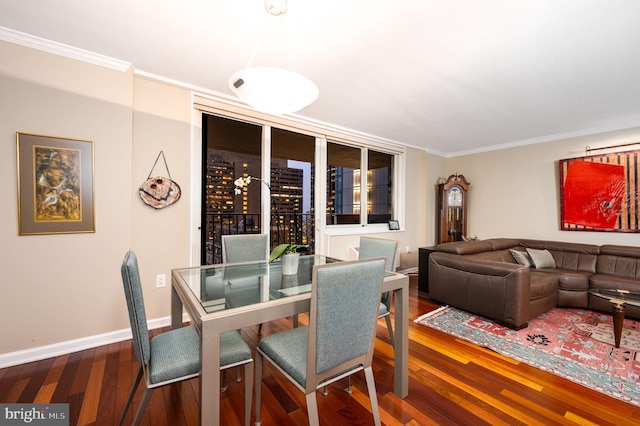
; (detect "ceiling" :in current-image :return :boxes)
[2,0,640,156]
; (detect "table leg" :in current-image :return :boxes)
[393,278,409,398]
[612,304,625,348]
[170,283,182,330]
[200,320,221,425]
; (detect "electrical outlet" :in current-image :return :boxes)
[156,274,166,288]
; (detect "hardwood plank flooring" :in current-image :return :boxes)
[2,275,639,425]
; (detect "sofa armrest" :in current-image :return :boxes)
[428,252,531,329]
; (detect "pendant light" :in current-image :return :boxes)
[228,0,319,115]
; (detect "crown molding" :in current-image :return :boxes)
[0,26,131,72]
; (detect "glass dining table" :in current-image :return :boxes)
[171,254,409,426]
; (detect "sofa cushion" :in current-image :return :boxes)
[520,239,599,272]
[510,249,533,267]
[435,240,493,255]
[597,253,640,279]
[590,274,640,292]
[529,271,558,300]
[527,248,556,269]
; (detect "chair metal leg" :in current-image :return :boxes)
[119,366,143,426]
[321,385,328,396]
[244,362,253,426]
[385,314,395,350]
[132,387,154,426]
[236,366,242,383]
[254,351,263,426]
[364,367,381,426]
[306,391,320,426]
[221,370,228,392]
[293,314,299,328]
[258,323,263,335]
[344,376,352,394]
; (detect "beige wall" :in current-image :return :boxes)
[0,41,431,360]
[0,42,196,356]
[447,128,640,246]
[1,41,134,353]
[7,37,636,361]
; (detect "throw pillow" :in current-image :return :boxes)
[526,248,556,269]
[510,249,533,267]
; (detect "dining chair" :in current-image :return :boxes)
[254,258,386,426]
[221,233,269,264]
[119,250,253,426]
[222,233,298,335]
[359,236,399,345]
[222,234,271,336]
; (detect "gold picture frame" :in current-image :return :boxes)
[16,132,95,235]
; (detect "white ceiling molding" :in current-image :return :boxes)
[447,119,640,158]
[0,26,131,72]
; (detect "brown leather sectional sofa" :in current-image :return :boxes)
[428,238,640,329]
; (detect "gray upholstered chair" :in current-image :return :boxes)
[221,233,269,264]
[119,251,253,426]
[221,233,273,336]
[359,236,399,345]
[254,258,386,426]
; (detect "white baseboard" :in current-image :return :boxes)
[0,314,189,369]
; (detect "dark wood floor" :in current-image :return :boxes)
[2,275,640,425]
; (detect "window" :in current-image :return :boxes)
[195,95,404,265]
[367,149,393,224]
[270,128,315,251]
[326,142,395,227]
[201,115,262,264]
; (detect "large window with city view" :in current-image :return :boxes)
[326,142,394,226]
[202,115,316,264]
[202,113,397,264]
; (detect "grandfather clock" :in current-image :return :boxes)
[437,174,470,243]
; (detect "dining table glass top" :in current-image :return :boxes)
[173,255,344,313]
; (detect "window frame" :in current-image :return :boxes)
[192,95,406,263]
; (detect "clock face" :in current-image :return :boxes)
[448,187,462,206]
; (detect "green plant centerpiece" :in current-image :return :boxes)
[269,244,308,263]
[270,244,308,275]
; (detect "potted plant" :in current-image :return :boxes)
[269,244,308,275]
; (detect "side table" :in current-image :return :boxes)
[418,247,437,294]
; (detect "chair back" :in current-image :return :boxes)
[306,258,386,392]
[121,251,151,369]
[358,236,398,272]
[222,234,269,263]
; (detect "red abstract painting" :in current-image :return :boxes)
[562,161,626,229]
[560,148,640,233]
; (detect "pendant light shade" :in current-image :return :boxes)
[228,0,319,115]
[229,67,319,115]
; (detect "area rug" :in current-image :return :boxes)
[415,306,640,407]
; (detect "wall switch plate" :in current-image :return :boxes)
[156,274,166,288]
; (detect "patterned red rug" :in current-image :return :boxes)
[415,306,640,407]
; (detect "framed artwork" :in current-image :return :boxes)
[388,220,400,230]
[559,149,639,232]
[16,132,95,235]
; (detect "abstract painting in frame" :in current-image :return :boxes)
[559,149,639,232]
[16,132,95,235]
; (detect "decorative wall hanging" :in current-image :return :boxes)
[16,132,95,235]
[559,148,639,232]
[139,151,181,209]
